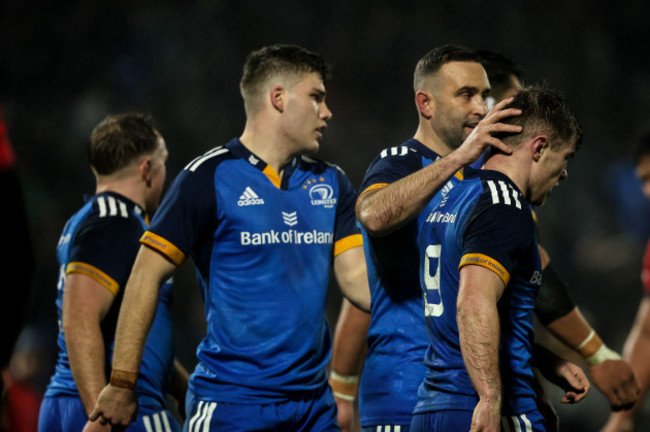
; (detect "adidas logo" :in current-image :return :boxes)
[237,187,265,207]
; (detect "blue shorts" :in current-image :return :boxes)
[361,425,410,432]
[410,409,545,432]
[38,395,181,432]
[183,384,340,432]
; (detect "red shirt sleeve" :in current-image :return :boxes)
[0,104,16,171]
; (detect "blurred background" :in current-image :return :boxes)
[2,0,650,430]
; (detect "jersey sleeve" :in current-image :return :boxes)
[459,198,535,286]
[333,166,362,256]
[641,240,650,294]
[67,216,143,295]
[142,162,218,265]
[359,147,423,197]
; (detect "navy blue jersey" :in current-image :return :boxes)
[44,192,175,410]
[141,138,361,404]
[416,167,541,416]
[358,139,470,426]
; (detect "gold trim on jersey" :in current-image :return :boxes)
[355,183,389,208]
[334,234,363,257]
[262,165,282,189]
[459,253,510,286]
[66,262,119,295]
[140,231,186,266]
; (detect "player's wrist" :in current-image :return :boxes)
[329,370,359,402]
[576,330,622,366]
[586,344,622,367]
[442,148,470,171]
[109,369,138,391]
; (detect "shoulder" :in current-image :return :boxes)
[182,145,237,175]
[299,154,350,180]
[165,145,239,197]
[365,140,432,179]
[472,173,528,215]
[78,194,144,230]
[372,142,426,166]
[70,195,144,248]
[456,171,532,234]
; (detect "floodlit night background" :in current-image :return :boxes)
[2,1,650,429]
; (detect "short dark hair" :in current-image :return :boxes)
[633,132,650,163]
[476,49,525,88]
[414,44,482,90]
[496,85,583,149]
[88,113,159,175]
[240,44,330,111]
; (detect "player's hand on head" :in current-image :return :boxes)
[589,359,640,410]
[454,96,522,166]
[88,384,139,430]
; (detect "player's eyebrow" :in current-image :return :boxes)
[455,86,480,95]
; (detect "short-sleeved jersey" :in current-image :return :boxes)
[44,192,175,410]
[641,240,650,294]
[416,167,541,416]
[141,138,361,404]
[358,138,470,426]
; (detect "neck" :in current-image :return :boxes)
[413,121,453,157]
[95,172,146,210]
[240,117,294,177]
[482,150,530,197]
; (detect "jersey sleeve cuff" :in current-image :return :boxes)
[66,262,119,295]
[459,253,510,286]
[140,231,186,266]
[355,183,389,208]
[334,234,363,257]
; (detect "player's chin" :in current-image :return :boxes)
[530,195,547,206]
[303,140,320,154]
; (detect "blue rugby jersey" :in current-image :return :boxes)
[141,138,362,403]
[358,138,470,427]
[44,192,175,410]
[415,167,541,416]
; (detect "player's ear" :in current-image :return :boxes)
[531,135,549,162]
[415,90,434,119]
[139,158,152,185]
[270,85,285,113]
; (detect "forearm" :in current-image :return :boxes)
[112,284,159,374]
[458,296,502,403]
[67,323,108,415]
[331,299,369,375]
[111,247,172,376]
[546,307,593,350]
[330,299,370,400]
[622,298,650,402]
[602,307,650,427]
[356,151,465,236]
